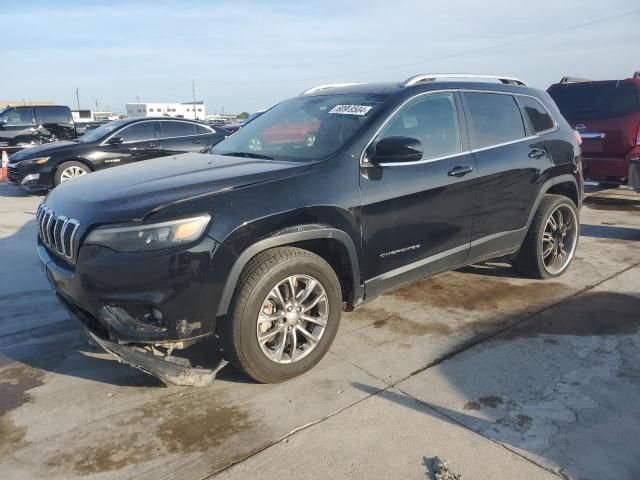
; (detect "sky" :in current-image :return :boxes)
[1,0,639,115]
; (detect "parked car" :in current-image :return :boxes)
[7,117,229,190]
[0,105,77,154]
[38,74,581,385]
[547,72,640,186]
[223,110,266,133]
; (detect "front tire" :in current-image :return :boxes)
[512,194,579,279]
[221,247,342,383]
[54,161,90,186]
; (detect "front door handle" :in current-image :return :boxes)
[447,165,474,177]
[147,143,159,148]
[528,148,547,159]
[192,139,201,144]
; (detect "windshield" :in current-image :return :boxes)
[548,82,640,120]
[76,119,128,142]
[212,93,388,161]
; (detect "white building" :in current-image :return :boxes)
[125,101,206,120]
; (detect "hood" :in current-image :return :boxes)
[9,141,77,160]
[45,152,310,225]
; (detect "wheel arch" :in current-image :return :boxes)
[526,174,581,229]
[54,157,94,176]
[216,225,363,317]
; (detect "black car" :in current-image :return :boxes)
[38,74,582,385]
[0,105,77,153]
[7,117,229,190]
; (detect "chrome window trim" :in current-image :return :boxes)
[579,132,606,139]
[470,135,539,154]
[359,87,560,167]
[102,119,214,145]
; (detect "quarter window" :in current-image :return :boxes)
[519,96,555,133]
[160,121,196,138]
[195,124,213,135]
[376,93,460,160]
[118,122,157,142]
[465,92,525,149]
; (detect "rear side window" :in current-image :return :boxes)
[548,82,640,120]
[160,121,196,138]
[0,107,34,125]
[36,106,71,124]
[464,92,525,149]
[519,96,555,134]
[195,124,213,135]
[119,121,157,142]
[377,92,460,160]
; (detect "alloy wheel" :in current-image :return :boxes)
[59,166,88,183]
[541,204,578,275]
[256,274,328,364]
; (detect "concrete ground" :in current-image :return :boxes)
[0,182,638,480]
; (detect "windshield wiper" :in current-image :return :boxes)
[219,151,274,160]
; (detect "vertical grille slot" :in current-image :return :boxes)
[36,203,81,263]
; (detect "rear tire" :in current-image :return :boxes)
[221,247,342,383]
[54,161,90,186]
[512,194,579,279]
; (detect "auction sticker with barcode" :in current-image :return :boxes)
[328,105,373,116]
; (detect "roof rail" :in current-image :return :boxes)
[301,83,365,95]
[402,73,527,87]
[559,76,592,84]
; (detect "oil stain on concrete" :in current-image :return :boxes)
[0,362,45,456]
[46,389,253,475]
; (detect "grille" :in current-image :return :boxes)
[36,203,80,262]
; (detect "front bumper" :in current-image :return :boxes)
[58,295,226,386]
[7,163,52,191]
[39,235,235,344]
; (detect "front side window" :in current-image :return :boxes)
[465,92,525,149]
[118,121,157,142]
[160,121,196,138]
[0,107,35,125]
[375,93,460,160]
[36,106,71,124]
[519,96,555,133]
[213,93,388,161]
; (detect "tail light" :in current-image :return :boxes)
[574,129,582,146]
[636,123,640,146]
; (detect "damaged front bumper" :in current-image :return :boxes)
[58,294,227,387]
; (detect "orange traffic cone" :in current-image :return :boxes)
[0,151,7,182]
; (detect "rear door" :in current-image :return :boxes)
[34,106,75,142]
[462,91,550,260]
[0,107,37,151]
[158,120,202,153]
[100,120,162,168]
[195,123,227,149]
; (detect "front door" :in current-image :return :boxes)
[100,120,161,169]
[0,107,37,152]
[359,92,477,294]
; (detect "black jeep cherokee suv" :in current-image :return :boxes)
[38,74,582,384]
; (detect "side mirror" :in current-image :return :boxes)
[107,136,124,145]
[371,136,423,164]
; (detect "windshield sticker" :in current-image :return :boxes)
[328,105,373,116]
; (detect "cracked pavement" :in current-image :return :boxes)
[1,183,639,480]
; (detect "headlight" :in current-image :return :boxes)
[22,156,50,166]
[85,215,211,252]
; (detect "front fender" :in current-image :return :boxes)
[215,224,362,316]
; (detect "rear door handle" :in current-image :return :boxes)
[528,148,547,159]
[447,165,474,177]
[147,143,159,148]
[192,139,202,144]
